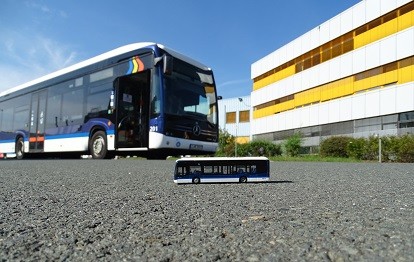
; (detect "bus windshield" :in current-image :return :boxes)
[164,59,217,125]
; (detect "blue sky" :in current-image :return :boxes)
[0,0,360,98]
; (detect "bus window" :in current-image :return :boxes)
[256,162,267,173]
[86,89,111,120]
[203,165,213,174]
[236,165,246,173]
[150,63,161,118]
[1,106,13,132]
[189,165,201,174]
[250,165,257,174]
[46,94,61,129]
[61,88,84,126]
[14,105,29,130]
[175,166,186,176]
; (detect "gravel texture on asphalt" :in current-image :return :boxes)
[0,159,413,261]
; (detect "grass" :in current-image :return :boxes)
[268,155,363,162]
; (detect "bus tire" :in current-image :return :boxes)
[239,176,247,183]
[89,131,107,159]
[15,137,25,160]
[192,177,200,184]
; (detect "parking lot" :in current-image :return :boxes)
[1,159,413,261]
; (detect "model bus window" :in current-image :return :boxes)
[0,43,218,159]
[174,157,270,184]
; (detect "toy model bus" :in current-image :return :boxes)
[174,157,270,184]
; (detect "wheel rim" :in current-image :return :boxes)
[93,137,105,155]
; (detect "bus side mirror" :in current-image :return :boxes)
[163,55,173,75]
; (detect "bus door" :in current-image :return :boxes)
[115,71,150,149]
[29,90,47,151]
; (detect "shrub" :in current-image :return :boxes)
[320,136,352,158]
[347,137,367,160]
[395,134,414,163]
[325,135,414,162]
[236,140,282,157]
[253,140,281,157]
[284,133,303,157]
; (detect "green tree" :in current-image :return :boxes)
[216,129,236,156]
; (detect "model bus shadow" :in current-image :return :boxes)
[264,180,294,184]
[180,180,294,185]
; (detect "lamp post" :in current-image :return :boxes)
[378,135,382,163]
[235,97,249,157]
[235,123,238,157]
[376,133,382,163]
[233,98,244,157]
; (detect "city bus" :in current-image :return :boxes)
[174,157,270,184]
[0,43,219,159]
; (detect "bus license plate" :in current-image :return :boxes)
[190,144,203,150]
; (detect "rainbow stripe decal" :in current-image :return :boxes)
[126,56,145,75]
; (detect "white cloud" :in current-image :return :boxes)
[0,31,79,92]
[25,1,51,14]
[25,1,68,19]
[218,78,251,89]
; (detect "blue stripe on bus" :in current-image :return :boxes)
[0,130,115,143]
[45,130,114,140]
[0,139,15,144]
[45,133,89,140]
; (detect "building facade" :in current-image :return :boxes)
[218,95,251,143]
[251,0,414,151]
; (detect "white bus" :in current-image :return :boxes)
[0,43,219,159]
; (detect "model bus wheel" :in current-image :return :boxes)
[239,176,248,183]
[192,177,200,184]
[89,131,107,159]
[15,137,25,160]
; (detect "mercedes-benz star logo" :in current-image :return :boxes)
[192,124,201,136]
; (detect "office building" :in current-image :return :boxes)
[251,0,414,151]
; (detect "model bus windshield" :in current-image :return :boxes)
[164,59,217,125]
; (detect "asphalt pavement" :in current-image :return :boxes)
[0,159,413,261]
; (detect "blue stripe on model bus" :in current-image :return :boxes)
[175,173,269,179]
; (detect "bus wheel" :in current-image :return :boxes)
[192,177,200,184]
[89,131,107,159]
[239,176,247,183]
[15,137,25,160]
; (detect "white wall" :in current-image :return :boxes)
[252,27,414,107]
[251,0,412,79]
[251,82,414,135]
[218,96,251,137]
